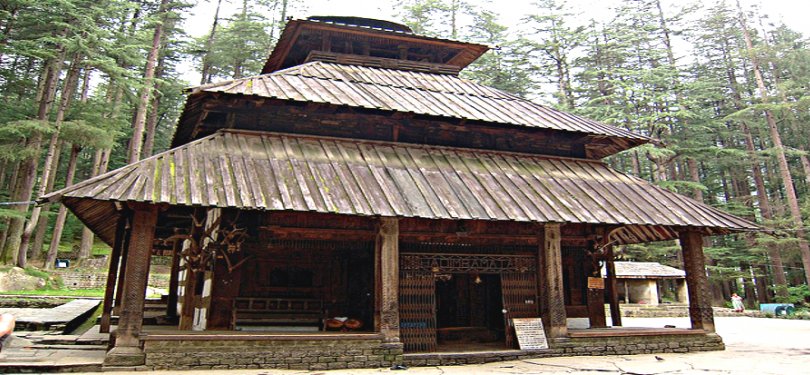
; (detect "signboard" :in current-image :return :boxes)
[588,277,605,289]
[511,318,549,350]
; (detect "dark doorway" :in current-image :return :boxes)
[435,273,505,350]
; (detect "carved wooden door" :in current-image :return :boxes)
[399,271,437,352]
[501,272,538,348]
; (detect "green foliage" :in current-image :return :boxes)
[774,285,810,306]
[2,288,104,297]
[0,120,53,161]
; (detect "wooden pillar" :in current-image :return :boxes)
[113,234,129,315]
[681,230,715,332]
[376,217,400,343]
[540,223,567,339]
[178,261,196,330]
[99,211,129,333]
[586,242,607,328]
[623,281,630,304]
[166,237,181,318]
[104,203,158,366]
[100,214,129,333]
[179,209,205,330]
[605,245,622,326]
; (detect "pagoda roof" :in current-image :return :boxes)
[262,18,490,73]
[176,61,650,155]
[42,130,757,246]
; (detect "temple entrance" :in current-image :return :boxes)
[399,251,538,352]
[435,273,505,351]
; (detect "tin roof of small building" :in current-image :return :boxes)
[604,262,687,279]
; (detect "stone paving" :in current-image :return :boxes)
[0,336,106,373]
[1,316,808,374]
[109,317,810,375]
[1,299,100,331]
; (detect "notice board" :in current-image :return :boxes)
[511,318,549,350]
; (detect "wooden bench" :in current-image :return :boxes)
[232,298,324,331]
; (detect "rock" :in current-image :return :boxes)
[0,267,46,292]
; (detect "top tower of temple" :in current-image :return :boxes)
[261,17,489,75]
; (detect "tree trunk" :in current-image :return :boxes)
[142,26,171,157]
[45,143,81,269]
[200,0,223,84]
[738,2,810,284]
[19,53,82,262]
[2,47,65,266]
[31,140,62,258]
[77,149,107,260]
[127,0,169,164]
[720,22,789,297]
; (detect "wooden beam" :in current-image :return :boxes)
[260,224,594,244]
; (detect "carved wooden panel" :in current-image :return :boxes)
[501,272,538,348]
[401,253,536,274]
[399,271,436,352]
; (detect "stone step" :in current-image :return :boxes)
[1,299,101,333]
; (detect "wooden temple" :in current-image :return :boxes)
[42,17,759,370]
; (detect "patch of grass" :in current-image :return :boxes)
[2,288,105,297]
[92,243,111,256]
[69,301,104,335]
[23,267,50,279]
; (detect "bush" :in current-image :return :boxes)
[774,285,810,306]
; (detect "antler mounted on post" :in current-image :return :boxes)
[164,210,252,274]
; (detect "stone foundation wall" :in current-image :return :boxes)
[138,332,721,370]
[403,333,724,367]
[142,337,403,371]
[54,271,170,290]
[561,333,724,356]
[610,304,763,318]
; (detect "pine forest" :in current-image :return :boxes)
[0,0,809,309]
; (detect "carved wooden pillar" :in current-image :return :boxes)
[540,223,567,339]
[586,241,607,328]
[376,217,400,343]
[681,230,715,332]
[101,214,129,333]
[178,209,206,330]
[104,203,158,366]
[605,244,622,327]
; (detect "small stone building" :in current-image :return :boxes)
[607,262,688,305]
[42,16,757,371]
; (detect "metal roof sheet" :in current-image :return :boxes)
[194,62,650,142]
[602,262,687,279]
[43,130,756,233]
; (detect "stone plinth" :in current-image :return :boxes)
[137,333,403,371]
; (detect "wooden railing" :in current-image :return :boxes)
[231,297,324,330]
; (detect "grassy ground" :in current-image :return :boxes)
[69,301,104,335]
[1,288,105,297]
